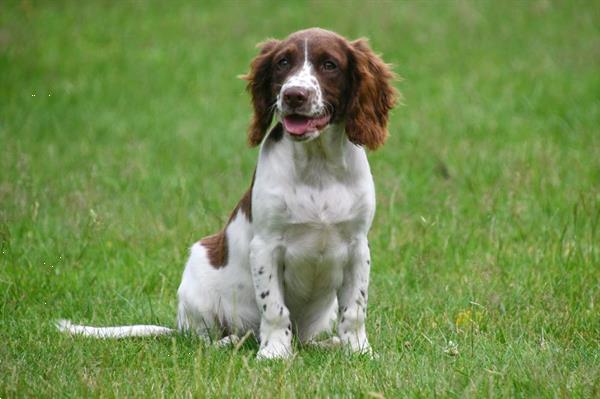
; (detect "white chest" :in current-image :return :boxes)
[275,181,372,297]
[282,183,357,256]
[252,132,376,298]
[285,181,362,226]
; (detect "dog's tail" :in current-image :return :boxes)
[56,319,175,338]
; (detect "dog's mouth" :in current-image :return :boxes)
[282,114,331,136]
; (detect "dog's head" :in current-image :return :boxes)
[243,28,398,150]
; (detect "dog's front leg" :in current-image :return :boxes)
[337,236,372,355]
[250,236,292,359]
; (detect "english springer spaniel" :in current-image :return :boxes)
[59,28,398,359]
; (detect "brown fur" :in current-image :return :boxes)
[200,232,228,268]
[242,39,280,146]
[200,173,254,268]
[345,39,398,150]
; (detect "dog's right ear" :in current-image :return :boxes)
[241,39,281,147]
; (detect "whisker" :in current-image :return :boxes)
[322,100,335,116]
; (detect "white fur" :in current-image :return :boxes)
[59,45,376,359]
[56,319,173,338]
[276,39,324,117]
[177,213,259,336]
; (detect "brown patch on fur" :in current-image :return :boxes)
[200,172,255,268]
[237,182,253,222]
[200,232,228,268]
[242,39,281,146]
[345,39,398,150]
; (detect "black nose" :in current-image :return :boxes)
[283,87,308,108]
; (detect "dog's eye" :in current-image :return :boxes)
[322,60,337,71]
[277,58,290,70]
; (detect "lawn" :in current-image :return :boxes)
[1,0,598,397]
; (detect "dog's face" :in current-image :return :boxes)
[271,30,351,143]
[244,28,398,149]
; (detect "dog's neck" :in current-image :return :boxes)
[286,124,346,158]
[284,124,361,179]
[260,123,371,188]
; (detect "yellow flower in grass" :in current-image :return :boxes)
[455,309,472,331]
[455,308,484,332]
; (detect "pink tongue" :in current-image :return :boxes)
[283,115,329,135]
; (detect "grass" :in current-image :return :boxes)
[1,0,598,397]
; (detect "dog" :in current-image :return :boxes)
[58,28,398,359]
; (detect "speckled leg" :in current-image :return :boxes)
[337,237,372,355]
[250,237,293,359]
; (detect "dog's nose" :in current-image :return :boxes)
[283,87,308,109]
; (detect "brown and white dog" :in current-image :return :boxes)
[59,28,398,359]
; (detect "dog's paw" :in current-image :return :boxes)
[214,334,240,348]
[257,340,292,360]
[350,342,373,358]
[339,333,372,356]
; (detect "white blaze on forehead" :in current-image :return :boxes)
[276,37,324,115]
[304,38,308,64]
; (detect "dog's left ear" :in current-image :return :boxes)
[242,39,281,147]
[345,39,399,150]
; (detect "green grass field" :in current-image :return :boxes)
[1,0,598,397]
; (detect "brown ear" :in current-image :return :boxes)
[241,39,280,146]
[346,39,398,150]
